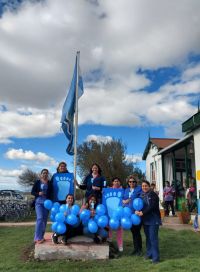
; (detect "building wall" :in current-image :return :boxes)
[145,144,163,199]
[193,129,200,199]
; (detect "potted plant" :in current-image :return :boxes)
[159,200,165,220]
[177,202,191,224]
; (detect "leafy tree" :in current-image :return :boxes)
[77,139,141,187]
[18,169,39,187]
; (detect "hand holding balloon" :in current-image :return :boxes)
[133,198,144,211]
[135,211,143,216]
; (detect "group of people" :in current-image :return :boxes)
[31,162,161,264]
[163,178,197,216]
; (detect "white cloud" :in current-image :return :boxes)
[5,148,57,166]
[0,168,23,177]
[86,134,113,144]
[125,154,143,164]
[182,63,200,81]
[0,167,24,191]
[0,107,60,142]
[0,0,199,141]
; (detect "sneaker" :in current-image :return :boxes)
[118,246,123,252]
[61,236,67,245]
[94,235,102,244]
[107,238,112,243]
[51,233,58,244]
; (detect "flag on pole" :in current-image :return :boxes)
[60,54,84,155]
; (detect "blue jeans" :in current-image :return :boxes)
[34,197,48,241]
[143,224,159,262]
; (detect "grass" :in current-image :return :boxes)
[0,225,200,272]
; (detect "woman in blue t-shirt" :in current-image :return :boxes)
[31,168,51,244]
[123,175,143,256]
[49,161,74,204]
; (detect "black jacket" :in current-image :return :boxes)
[141,190,161,225]
[31,180,51,199]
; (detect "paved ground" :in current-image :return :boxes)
[161,223,194,231]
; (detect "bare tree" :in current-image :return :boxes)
[18,169,39,187]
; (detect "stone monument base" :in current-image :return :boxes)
[34,232,109,260]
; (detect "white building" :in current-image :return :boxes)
[142,110,200,208]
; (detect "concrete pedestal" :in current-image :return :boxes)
[34,232,109,260]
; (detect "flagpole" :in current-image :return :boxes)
[73,51,80,195]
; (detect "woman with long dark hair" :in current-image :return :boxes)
[78,163,106,203]
[31,169,51,244]
[135,180,161,264]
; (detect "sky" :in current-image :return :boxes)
[0,0,200,191]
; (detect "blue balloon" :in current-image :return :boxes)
[121,217,132,230]
[98,228,108,238]
[44,199,53,210]
[56,222,67,234]
[112,210,120,220]
[109,218,120,230]
[53,202,60,209]
[131,214,141,225]
[115,206,124,219]
[55,212,65,223]
[94,214,100,223]
[51,222,58,232]
[133,198,144,211]
[96,204,106,216]
[59,204,67,213]
[66,214,78,226]
[80,209,91,221]
[97,215,109,228]
[50,214,55,222]
[123,207,132,218]
[71,204,80,215]
[73,217,80,228]
[51,203,60,214]
[88,220,98,233]
[82,218,89,226]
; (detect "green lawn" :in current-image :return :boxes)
[0,226,200,272]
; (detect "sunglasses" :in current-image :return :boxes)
[129,180,136,183]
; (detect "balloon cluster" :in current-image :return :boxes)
[44,200,80,234]
[44,200,108,235]
[81,204,108,234]
[44,197,144,234]
[108,198,143,230]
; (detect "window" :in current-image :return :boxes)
[150,162,155,182]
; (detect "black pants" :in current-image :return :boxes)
[164,201,175,216]
[64,223,83,241]
[131,224,142,252]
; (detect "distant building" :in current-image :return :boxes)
[142,109,200,203]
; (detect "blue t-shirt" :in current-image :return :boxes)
[51,172,74,202]
[123,185,142,209]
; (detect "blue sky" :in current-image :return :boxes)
[0,0,200,190]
